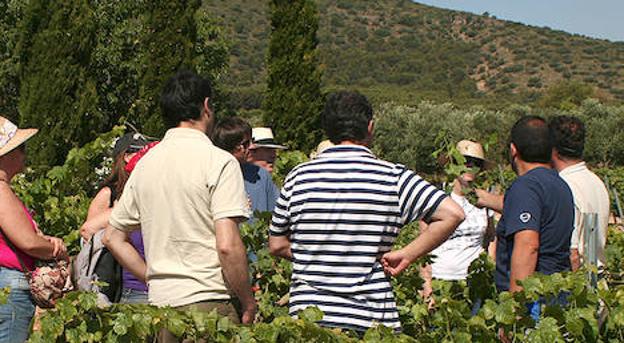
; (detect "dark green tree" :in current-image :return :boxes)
[0,1,26,123]
[263,0,323,152]
[15,0,228,167]
[91,1,228,138]
[133,0,201,136]
[90,1,147,134]
[18,0,102,167]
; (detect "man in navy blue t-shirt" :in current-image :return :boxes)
[495,116,574,293]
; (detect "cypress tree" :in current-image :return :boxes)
[0,1,26,123]
[133,0,201,136]
[18,0,102,167]
[264,0,323,152]
[90,1,147,134]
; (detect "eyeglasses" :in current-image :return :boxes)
[464,156,484,169]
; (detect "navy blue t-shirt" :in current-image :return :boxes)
[495,167,574,292]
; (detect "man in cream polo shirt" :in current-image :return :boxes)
[103,70,256,340]
[549,115,610,270]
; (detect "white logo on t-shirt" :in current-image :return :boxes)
[520,212,531,223]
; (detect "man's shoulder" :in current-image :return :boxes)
[507,172,535,191]
[565,167,607,189]
[243,163,271,180]
[513,168,566,189]
[146,138,237,171]
[242,162,260,175]
[291,156,407,181]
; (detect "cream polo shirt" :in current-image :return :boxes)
[109,127,249,307]
[559,162,610,267]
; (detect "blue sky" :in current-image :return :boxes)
[414,1,624,42]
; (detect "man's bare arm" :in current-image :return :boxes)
[381,197,465,276]
[475,189,504,213]
[103,226,147,282]
[215,217,257,324]
[269,235,292,260]
[509,230,539,292]
[570,248,581,271]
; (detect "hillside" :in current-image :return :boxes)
[203,0,624,108]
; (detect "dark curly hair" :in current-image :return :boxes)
[549,115,585,160]
[322,91,373,144]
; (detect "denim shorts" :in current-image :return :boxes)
[0,267,35,343]
[119,288,148,305]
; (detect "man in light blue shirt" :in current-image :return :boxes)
[212,117,279,222]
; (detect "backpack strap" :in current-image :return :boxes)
[86,234,95,272]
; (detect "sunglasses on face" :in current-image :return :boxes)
[240,139,251,149]
[464,156,484,169]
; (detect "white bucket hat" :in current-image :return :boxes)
[251,127,287,150]
[0,116,38,157]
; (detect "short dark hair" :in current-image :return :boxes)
[549,115,585,160]
[160,70,213,128]
[510,115,552,163]
[212,117,252,153]
[322,91,373,144]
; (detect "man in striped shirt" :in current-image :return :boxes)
[269,91,465,333]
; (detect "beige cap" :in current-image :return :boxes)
[0,116,38,157]
[456,140,485,160]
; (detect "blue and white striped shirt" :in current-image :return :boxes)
[270,145,447,332]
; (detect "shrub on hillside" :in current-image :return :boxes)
[373,102,518,174]
[373,101,624,174]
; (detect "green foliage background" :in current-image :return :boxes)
[134,0,201,136]
[1,1,624,341]
[1,0,229,166]
[26,222,624,342]
[206,0,624,114]
[263,0,324,152]
[17,0,101,167]
[373,100,624,174]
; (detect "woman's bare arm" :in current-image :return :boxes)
[0,182,66,260]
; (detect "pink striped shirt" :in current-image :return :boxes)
[0,204,37,271]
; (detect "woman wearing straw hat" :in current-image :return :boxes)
[0,116,67,343]
[420,140,495,312]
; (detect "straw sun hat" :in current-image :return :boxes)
[251,127,287,150]
[456,139,493,169]
[310,139,335,159]
[0,116,38,157]
[456,140,485,160]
